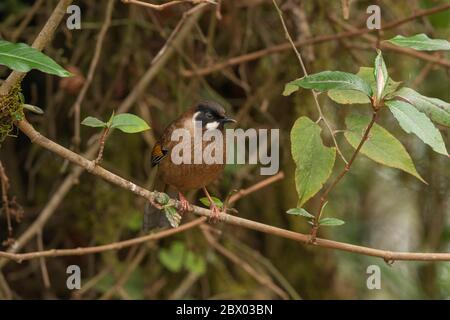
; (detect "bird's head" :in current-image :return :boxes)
[192,100,236,130]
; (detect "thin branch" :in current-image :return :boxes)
[329,14,450,69]
[0,217,206,263]
[122,0,215,11]
[228,171,284,204]
[202,225,289,300]
[0,161,12,240]
[272,0,348,164]
[36,230,51,289]
[94,127,110,164]
[311,110,379,240]
[181,3,450,77]
[71,0,115,149]
[100,245,148,300]
[10,0,45,42]
[0,120,448,263]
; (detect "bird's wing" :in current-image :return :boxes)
[151,141,168,167]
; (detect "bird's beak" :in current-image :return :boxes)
[221,117,236,124]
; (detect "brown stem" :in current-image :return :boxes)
[0,162,12,239]
[311,110,380,241]
[95,127,110,164]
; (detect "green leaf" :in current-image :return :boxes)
[158,242,185,272]
[286,208,315,219]
[328,67,401,105]
[184,251,206,275]
[283,81,301,96]
[199,196,223,209]
[23,104,44,115]
[374,50,388,101]
[344,114,426,183]
[387,34,450,51]
[386,100,448,156]
[291,117,336,207]
[110,113,150,133]
[163,206,182,228]
[391,87,450,127]
[319,217,345,226]
[289,71,372,97]
[81,116,107,128]
[0,40,71,77]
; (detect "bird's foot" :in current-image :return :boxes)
[178,192,192,212]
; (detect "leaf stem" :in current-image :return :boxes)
[95,127,110,164]
[310,109,379,242]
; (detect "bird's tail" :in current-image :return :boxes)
[142,169,172,232]
[142,201,171,232]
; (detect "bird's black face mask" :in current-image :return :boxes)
[194,103,236,130]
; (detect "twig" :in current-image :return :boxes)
[95,127,110,164]
[0,161,13,241]
[311,110,379,241]
[36,230,51,289]
[168,271,201,299]
[10,0,45,42]
[329,15,450,69]
[202,225,289,300]
[273,0,348,163]
[0,217,206,263]
[122,0,215,11]
[100,245,148,300]
[228,171,284,204]
[181,3,450,77]
[0,272,13,299]
[71,0,115,149]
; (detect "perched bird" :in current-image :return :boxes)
[144,100,236,230]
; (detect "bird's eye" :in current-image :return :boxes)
[205,112,213,119]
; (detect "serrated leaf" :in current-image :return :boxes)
[288,71,372,97]
[163,206,182,228]
[374,50,388,101]
[386,100,448,156]
[184,251,206,275]
[345,114,426,183]
[391,87,450,127]
[319,217,345,226]
[291,117,336,207]
[387,34,450,51]
[110,113,150,133]
[283,81,300,96]
[286,208,315,219]
[81,116,107,128]
[328,67,401,105]
[0,40,71,77]
[199,196,223,209]
[158,241,185,272]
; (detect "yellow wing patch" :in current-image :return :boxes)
[151,142,168,167]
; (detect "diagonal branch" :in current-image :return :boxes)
[0,119,448,263]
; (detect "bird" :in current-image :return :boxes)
[143,100,236,231]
